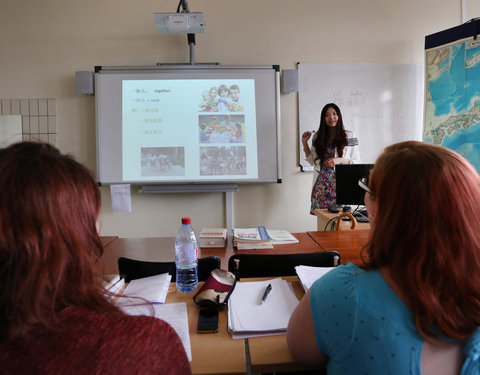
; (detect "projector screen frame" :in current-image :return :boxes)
[94,64,282,188]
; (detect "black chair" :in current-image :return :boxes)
[118,256,221,282]
[227,251,340,279]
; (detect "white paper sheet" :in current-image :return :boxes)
[110,184,132,212]
[295,265,335,291]
[119,302,192,361]
[228,278,299,339]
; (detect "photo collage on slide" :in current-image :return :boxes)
[140,146,185,177]
[198,84,247,176]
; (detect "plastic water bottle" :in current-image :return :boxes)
[175,217,199,292]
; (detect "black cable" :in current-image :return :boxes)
[324,216,337,231]
[331,217,337,231]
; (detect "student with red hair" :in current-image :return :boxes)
[288,141,480,374]
[0,142,191,375]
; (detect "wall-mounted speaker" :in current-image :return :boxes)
[281,69,298,94]
[75,71,94,95]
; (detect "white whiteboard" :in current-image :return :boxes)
[298,62,424,170]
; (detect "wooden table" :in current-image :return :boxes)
[307,229,370,264]
[102,230,370,374]
[165,283,246,375]
[314,208,370,231]
[100,236,118,248]
[99,232,323,274]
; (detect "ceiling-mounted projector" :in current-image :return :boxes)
[154,12,205,34]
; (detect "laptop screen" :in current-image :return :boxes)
[335,164,374,206]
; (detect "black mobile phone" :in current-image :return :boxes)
[197,308,219,334]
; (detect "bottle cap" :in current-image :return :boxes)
[181,217,191,224]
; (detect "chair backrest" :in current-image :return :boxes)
[227,251,340,279]
[336,212,356,231]
[118,256,221,282]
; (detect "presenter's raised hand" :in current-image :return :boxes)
[302,131,312,144]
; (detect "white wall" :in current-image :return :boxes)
[0,0,476,237]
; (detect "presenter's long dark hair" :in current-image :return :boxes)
[312,103,348,165]
[362,141,480,341]
[0,142,122,341]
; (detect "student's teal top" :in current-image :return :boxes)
[310,263,480,375]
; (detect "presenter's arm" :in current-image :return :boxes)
[287,289,328,365]
[328,131,360,166]
[302,131,313,159]
[344,131,361,164]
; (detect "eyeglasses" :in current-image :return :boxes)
[358,177,374,196]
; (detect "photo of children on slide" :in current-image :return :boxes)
[200,146,246,176]
[140,147,185,176]
[199,114,245,144]
[198,84,244,113]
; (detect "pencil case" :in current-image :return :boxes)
[193,269,236,308]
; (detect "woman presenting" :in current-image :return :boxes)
[302,103,360,214]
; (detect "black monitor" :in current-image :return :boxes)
[335,164,374,206]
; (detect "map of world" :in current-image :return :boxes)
[424,38,480,171]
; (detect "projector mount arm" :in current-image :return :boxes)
[176,0,196,63]
[177,2,195,44]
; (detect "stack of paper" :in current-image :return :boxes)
[295,265,335,291]
[227,278,299,339]
[118,273,172,304]
[233,226,273,250]
[119,302,192,362]
[266,229,299,244]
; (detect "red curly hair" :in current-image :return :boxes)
[362,141,480,341]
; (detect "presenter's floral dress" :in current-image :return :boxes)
[310,144,336,214]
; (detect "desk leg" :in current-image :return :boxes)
[317,214,336,231]
[245,339,252,375]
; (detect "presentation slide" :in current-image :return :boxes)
[121,79,258,182]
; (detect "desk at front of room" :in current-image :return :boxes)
[314,208,371,231]
[99,230,369,374]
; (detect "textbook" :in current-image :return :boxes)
[266,229,299,244]
[232,226,273,250]
[199,228,227,248]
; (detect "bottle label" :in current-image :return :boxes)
[176,243,198,264]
